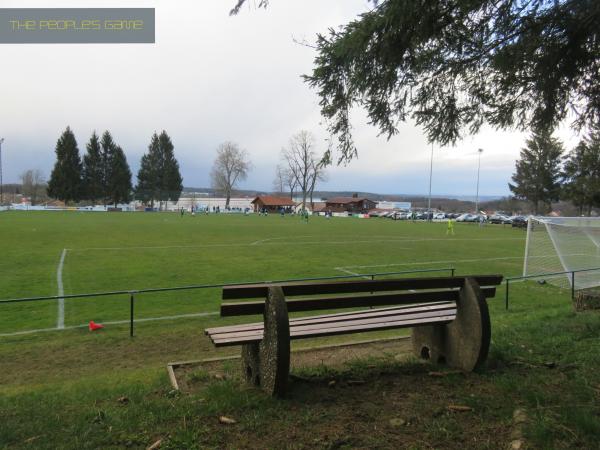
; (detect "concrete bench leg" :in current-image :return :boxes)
[241,286,290,396]
[412,277,491,371]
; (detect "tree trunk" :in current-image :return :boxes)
[226,191,231,209]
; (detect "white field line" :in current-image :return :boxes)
[56,248,67,329]
[334,267,372,280]
[339,255,525,270]
[250,235,314,246]
[67,237,523,252]
[0,311,219,338]
[337,252,595,270]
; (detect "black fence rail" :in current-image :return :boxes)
[0,267,455,337]
[504,266,600,309]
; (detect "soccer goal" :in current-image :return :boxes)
[523,216,600,290]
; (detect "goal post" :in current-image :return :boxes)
[523,216,600,290]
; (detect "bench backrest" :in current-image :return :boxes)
[220,275,502,317]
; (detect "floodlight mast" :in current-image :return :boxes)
[427,142,433,220]
[475,148,483,213]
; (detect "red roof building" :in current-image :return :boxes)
[251,196,296,213]
[324,197,377,213]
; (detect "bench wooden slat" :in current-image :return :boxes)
[222,275,503,299]
[211,314,456,347]
[206,301,456,336]
[210,307,457,343]
[220,287,496,316]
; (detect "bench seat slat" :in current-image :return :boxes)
[220,287,496,316]
[206,301,456,336]
[210,307,456,341]
[222,275,503,299]
[211,314,456,347]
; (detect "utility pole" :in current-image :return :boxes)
[475,148,483,213]
[427,142,433,220]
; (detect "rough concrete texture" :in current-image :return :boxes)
[240,285,290,396]
[412,277,491,372]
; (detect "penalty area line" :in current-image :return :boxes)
[0,311,219,338]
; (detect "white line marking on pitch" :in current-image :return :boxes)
[334,267,371,279]
[0,311,219,338]
[250,235,314,246]
[67,237,522,252]
[338,255,525,270]
[56,248,67,329]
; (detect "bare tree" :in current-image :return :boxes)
[210,141,251,208]
[20,169,46,205]
[284,165,297,200]
[308,159,327,210]
[273,164,285,194]
[281,131,327,211]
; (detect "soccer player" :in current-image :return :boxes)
[446,218,455,235]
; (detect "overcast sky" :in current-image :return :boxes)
[1,0,583,196]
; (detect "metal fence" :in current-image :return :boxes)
[504,266,600,309]
[0,267,455,337]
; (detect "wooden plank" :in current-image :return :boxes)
[222,275,503,299]
[220,287,496,316]
[211,314,456,347]
[210,308,456,342]
[206,301,456,336]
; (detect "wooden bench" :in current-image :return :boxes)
[205,275,503,396]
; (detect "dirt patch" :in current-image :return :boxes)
[170,336,413,392]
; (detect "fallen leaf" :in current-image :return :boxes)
[328,380,336,388]
[117,396,129,405]
[146,438,162,450]
[389,418,406,427]
[447,405,473,412]
[219,416,237,425]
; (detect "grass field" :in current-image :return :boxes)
[2,211,599,449]
[0,211,526,334]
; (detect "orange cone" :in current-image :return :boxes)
[88,321,104,331]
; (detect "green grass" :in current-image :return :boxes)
[0,211,525,333]
[1,211,599,448]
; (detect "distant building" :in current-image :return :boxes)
[325,196,377,213]
[377,201,411,210]
[251,195,296,213]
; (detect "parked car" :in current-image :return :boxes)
[489,214,512,224]
[511,216,528,228]
[433,212,446,220]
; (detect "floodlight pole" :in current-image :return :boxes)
[0,138,4,205]
[427,142,433,220]
[475,148,483,213]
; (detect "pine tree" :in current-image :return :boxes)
[135,131,183,209]
[509,130,563,214]
[99,131,132,206]
[107,145,133,205]
[47,126,83,204]
[159,131,183,203]
[82,132,104,203]
[100,131,117,205]
[562,128,600,216]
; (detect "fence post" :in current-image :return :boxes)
[505,279,510,310]
[130,293,135,337]
[451,268,455,277]
[571,271,575,300]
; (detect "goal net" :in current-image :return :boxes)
[523,217,600,290]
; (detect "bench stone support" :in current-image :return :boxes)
[241,286,290,396]
[412,277,491,371]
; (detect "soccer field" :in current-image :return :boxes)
[0,211,527,334]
